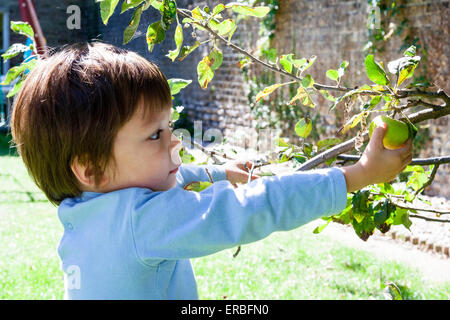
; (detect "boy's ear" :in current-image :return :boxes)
[71,156,109,188]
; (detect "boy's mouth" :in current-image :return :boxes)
[169,166,179,174]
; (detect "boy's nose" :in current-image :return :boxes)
[169,134,182,166]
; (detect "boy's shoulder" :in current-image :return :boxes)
[65,186,157,202]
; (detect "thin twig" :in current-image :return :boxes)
[408,214,450,223]
[392,202,450,216]
[413,164,440,197]
[204,168,214,183]
[232,245,241,258]
[191,140,233,164]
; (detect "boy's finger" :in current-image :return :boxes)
[391,138,413,156]
[369,123,387,150]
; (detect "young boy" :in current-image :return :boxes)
[10,41,412,299]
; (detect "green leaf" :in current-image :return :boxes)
[332,198,354,224]
[398,66,417,86]
[280,54,293,73]
[338,60,349,78]
[191,6,207,21]
[407,122,418,139]
[364,54,390,86]
[123,5,144,45]
[326,69,339,81]
[374,209,388,226]
[277,138,290,147]
[317,138,341,151]
[340,112,367,134]
[362,95,382,111]
[0,59,36,86]
[171,106,184,122]
[403,165,424,173]
[392,208,410,227]
[313,220,331,234]
[319,90,336,102]
[352,215,375,241]
[209,48,223,71]
[294,154,308,164]
[407,171,429,191]
[387,56,421,86]
[255,83,286,103]
[292,57,307,69]
[212,3,226,15]
[295,118,312,138]
[178,41,200,61]
[325,157,337,166]
[197,56,214,89]
[10,21,35,39]
[167,24,183,61]
[403,45,416,57]
[179,147,195,163]
[1,43,30,61]
[261,48,277,63]
[225,3,271,17]
[301,74,314,88]
[168,78,192,95]
[171,109,180,122]
[289,86,307,105]
[352,190,370,214]
[98,0,120,25]
[6,78,25,98]
[160,0,177,30]
[121,0,145,13]
[299,56,316,73]
[184,181,213,192]
[215,19,236,36]
[146,21,165,52]
[150,0,162,10]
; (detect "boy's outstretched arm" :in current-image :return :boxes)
[340,123,413,193]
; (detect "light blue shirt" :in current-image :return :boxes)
[57,164,348,299]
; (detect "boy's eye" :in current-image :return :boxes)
[149,129,163,140]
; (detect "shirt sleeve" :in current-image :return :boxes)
[130,167,348,265]
[176,164,227,188]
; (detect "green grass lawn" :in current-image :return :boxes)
[0,133,449,299]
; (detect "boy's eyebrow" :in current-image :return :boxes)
[140,118,157,130]
[140,112,170,131]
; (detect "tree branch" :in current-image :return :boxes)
[296,105,450,171]
[176,6,450,173]
[177,8,450,108]
[336,155,450,166]
[391,201,450,216]
[413,164,440,197]
[176,8,349,93]
[408,214,450,223]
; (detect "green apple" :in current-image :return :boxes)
[369,115,416,150]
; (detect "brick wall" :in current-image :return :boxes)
[270,0,449,196]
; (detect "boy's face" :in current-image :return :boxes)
[104,103,182,193]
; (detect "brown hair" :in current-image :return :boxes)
[11,41,172,206]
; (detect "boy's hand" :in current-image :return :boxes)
[341,123,413,193]
[224,160,260,186]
